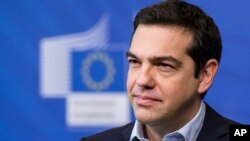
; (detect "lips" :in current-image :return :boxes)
[133,94,162,106]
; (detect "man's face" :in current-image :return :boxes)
[127,24,202,125]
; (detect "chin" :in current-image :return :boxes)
[136,117,151,124]
[135,112,155,124]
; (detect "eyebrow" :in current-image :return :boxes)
[151,56,183,68]
[126,51,183,67]
[126,51,138,59]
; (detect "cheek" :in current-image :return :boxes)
[159,76,196,99]
[167,76,198,99]
[126,71,136,103]
[126,71,135,93]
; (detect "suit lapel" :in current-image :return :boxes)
[121,122,135,141]
[196,103,229,141]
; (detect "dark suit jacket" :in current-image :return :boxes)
[80,104,238,141]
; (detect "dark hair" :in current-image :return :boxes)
[133,0,222,78]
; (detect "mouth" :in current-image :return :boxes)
[133,95,162,106]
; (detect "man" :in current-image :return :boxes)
[81,0,238,141]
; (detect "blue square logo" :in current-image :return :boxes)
[71,50,126,92]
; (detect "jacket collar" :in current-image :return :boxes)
[196,103,229,141]
[121,122,135,141]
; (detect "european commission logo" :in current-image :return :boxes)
[39,15,130,129]
[72,51,124,92]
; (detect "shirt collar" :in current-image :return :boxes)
[130,119,148,141]
[130,101,206,141]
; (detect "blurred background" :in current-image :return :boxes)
[1,0,250,140]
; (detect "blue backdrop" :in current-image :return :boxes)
[1,0,250,141]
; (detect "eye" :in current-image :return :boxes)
[156,63,174,71]
[127,58,140,68]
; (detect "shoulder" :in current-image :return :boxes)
[80,122,135,141]
[197,103,240,141]
[205,103,239,125]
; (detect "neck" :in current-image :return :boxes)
[144,100,201,141]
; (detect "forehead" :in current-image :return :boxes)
[130,24,193,58]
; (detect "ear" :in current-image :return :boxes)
[197,59,218,95]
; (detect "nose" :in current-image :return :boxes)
[136,65,156,89]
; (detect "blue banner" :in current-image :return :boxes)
[1,0,250,141]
